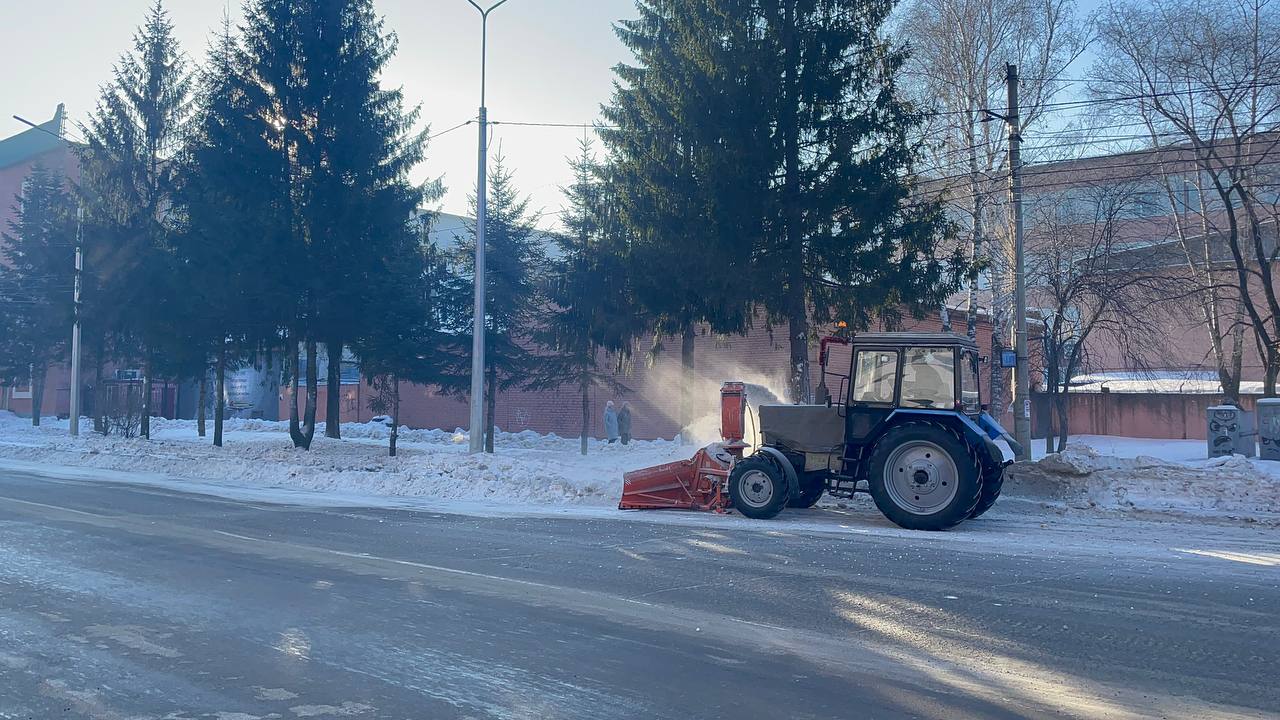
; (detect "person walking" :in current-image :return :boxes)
[603,400,620,444]
[618,402,633,445]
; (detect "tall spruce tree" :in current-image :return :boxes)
[601,0,763,436]
[237,0,427,449]
[175,14,291,447]
[354,218,465,457]
[0,165,78,425]
[453,154,546,453]
[80,0,192,438]
[529,140,642,454]
[753,0,962,402]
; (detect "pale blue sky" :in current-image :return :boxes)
[1,0,636,229]
[3,1,1104,229]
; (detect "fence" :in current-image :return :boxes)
[1032,392,1262,440]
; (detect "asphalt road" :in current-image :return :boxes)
[0,468,1276,720]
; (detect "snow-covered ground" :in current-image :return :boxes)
[0,413,688,507]
[0,411,1277,524]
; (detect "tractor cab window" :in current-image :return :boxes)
[960,350,981,414]
[901,347,956,409]
[852,350,898,404]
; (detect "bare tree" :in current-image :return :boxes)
[1029,183,1175,451]
[1091,0,1280,397]
[900,0,1089,417]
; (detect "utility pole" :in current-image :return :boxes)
[70,203,83,436]
[464,0,510,454]
[1005,63,1031,460]
[13,112,83,436]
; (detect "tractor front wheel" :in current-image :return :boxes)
[729,455,789,519]
[868,423,982,531]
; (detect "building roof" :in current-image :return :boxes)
[0,105,67,170]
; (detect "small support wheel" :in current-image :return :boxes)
[728,455,789,519]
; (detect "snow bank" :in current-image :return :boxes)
[0,412,686,506]
[3,413,1278,522]
[1011,438,1280,519]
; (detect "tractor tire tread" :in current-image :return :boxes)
[867,420,982,531]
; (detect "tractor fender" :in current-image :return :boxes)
[754,446,800,499]
[880,409,1006,469]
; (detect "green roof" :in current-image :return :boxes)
[0,104,67,169]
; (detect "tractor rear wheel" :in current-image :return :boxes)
[729,455,789,519]
[969,467,1005,519]
[867,423,982,531]
[788,473,826,509]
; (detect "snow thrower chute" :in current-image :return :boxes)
[618,382,749,511]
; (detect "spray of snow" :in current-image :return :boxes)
[641,359,791,447]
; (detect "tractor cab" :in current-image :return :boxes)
[746,332,1019,530]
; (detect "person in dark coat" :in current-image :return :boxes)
[604,401,619,443]
[618,402,633,445]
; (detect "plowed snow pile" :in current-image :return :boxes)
[1010,441,1280,518]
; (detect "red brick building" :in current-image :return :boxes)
[0,106,78,417]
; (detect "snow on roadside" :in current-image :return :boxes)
[0,412,686,506]
[1012,436,1280,520]
[2,412,1278,522]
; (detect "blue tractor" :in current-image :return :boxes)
[728,332,1022,530]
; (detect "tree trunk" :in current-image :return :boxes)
[141,354,152,439]
[325,338,342,439]
[93,337,106,435]
[1055,390,1070,454]
[580,373,590,456]
[30,362,45,427]
[214,345,227,448]
[389,376,399,457]
[285,330,304,447]
[966,140,984,340]
[485,363,497,454]
[680,324,696,444]
[300,338,318,450]
[788,303,810,405]
[197,372,207,438]
[1266,350,1280,399]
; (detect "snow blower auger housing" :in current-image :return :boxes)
[619,333,1022,530]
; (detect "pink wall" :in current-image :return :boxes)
[1033,392,1262,440]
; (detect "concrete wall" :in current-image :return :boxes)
[1032,392,1262,440]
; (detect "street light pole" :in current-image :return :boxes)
[13,113,84,436]
[464,0,509,454]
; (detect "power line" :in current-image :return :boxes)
[427,119,475,141]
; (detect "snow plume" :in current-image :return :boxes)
[641,361,792,447]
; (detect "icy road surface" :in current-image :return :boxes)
[0,466,1276,719]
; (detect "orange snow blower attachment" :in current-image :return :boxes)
[618,382,748,511]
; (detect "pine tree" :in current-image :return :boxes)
[601,0,762,437]
[529,140,642,454]
[753,0,963,402]
[80,0,192,438]
[0,165,78,425]
[453,154,547,453]
[236,0,427,449]
[174,14,291,447]
[355,219,465,457]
